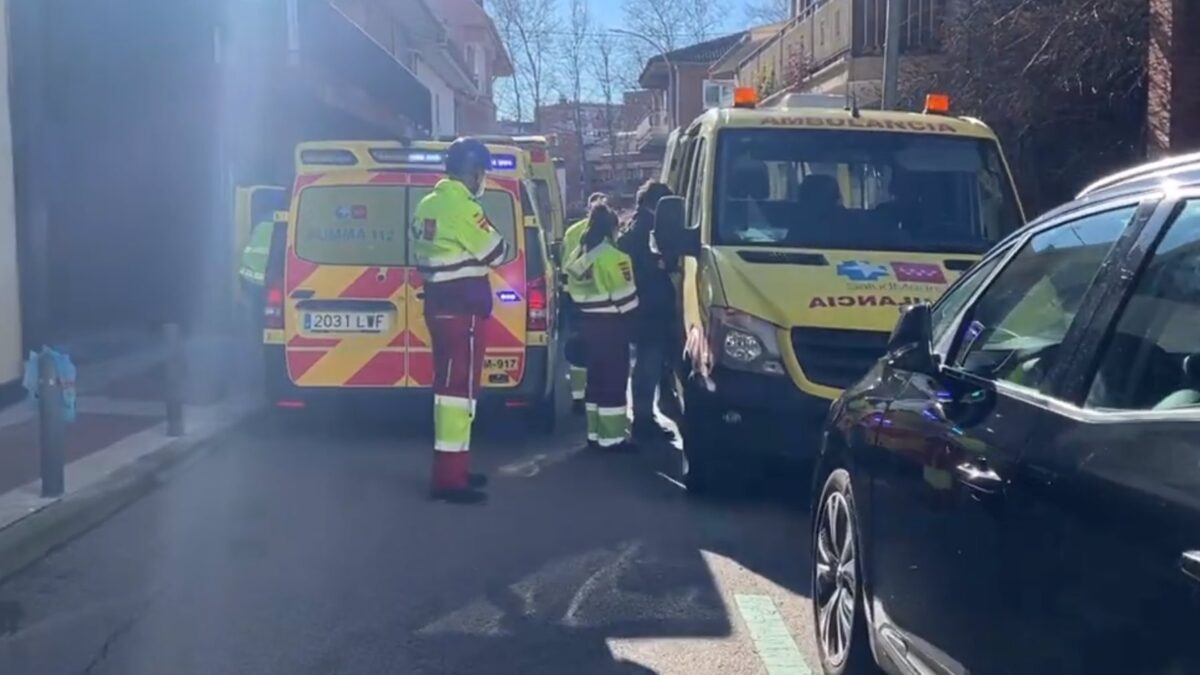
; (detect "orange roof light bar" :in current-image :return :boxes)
[733,87,758,109]
[924,93,951,115]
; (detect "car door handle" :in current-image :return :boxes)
[1183,551,1200,584]
[290,289,314,300]
[954,460,1004,495]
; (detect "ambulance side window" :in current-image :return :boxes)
[688,139,707,232]
[676,138,697,220]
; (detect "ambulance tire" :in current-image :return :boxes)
[681,382,730,497]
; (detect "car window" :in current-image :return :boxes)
[952,206,1135,391]
[1087,201,1200,411]
[931,253,1007,344]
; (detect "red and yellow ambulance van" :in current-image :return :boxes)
[262,141,559,427]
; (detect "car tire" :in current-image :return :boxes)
[681,380,729,496]
[813,468,877,675]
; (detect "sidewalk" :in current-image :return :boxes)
[0,333,261,551]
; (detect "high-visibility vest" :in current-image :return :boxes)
[411,179,508,285]
[562,218,588,300]
[238,220,273,286]
[565,240,639,314]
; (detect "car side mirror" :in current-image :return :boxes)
[887,303,938,374]
[655,196,699,258]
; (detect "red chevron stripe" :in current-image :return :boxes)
[483,318,523,349]
[338,267,406,299]
[407,269,425,289]
[406,173,443,187]
[345,351,406,386]
[286,350,326,381]
[408,352,433,386]
[368,171,408,185]
[286,246,320,290]
[294,174,322,191]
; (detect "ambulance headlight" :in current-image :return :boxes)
[710,307,786,376]
[723,330,762,363]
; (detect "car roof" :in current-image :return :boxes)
[993,152,1200,251]
[1075,151,1200,201]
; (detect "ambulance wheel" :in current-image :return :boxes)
[681,383,729,496]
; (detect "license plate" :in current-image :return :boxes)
[484,357,520,371]
[303,311,390,334]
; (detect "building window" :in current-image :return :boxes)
[465,44,478,83]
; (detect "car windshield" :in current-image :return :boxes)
[712,128,1022,253]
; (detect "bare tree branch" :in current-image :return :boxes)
[742,0,792,26]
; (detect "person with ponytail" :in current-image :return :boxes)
[564,203,639,451]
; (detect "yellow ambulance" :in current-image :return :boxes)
[262,140,559,429]
[474,135,566,245]
[654,91,1025,492]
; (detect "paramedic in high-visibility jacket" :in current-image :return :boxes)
[564,203,639,451]
[561,192,608,414]
[411,138,508,504]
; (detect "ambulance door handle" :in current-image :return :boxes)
[290,289,315,300]
[415,291,425,300]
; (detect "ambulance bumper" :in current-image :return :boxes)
[695,366,833,460]
[264,346,552,407]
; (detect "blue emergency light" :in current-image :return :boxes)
[367,148,518,172]
[301,149,358,166]
[490,154,518,171]
[496,290,521,303]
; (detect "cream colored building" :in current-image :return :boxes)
[0,0,23,392]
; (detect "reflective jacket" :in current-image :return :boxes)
[238,220,272,286]
[411,179,509,316]
[565,240,639,315]
[562,218,588,301]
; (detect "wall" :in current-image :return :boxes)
[675,65,709,127]
[414,59,457,136]
[0,0,21,386]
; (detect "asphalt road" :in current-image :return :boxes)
[0,403,821,675]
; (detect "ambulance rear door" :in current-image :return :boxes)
[404,173,529,390]
[283,172,411,388]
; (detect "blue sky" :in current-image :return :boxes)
[576,0,751,31]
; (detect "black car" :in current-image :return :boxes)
[812,153,1200,675]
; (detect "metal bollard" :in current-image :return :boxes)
[37,349,65,498]
[165,323,185,437]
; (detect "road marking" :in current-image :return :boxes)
[654,471,686,490]
[496,444,587,478]
[734,594,813,675]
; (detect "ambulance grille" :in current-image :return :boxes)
[790,328,891,390]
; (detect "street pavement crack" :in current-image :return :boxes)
[78,597,154,675]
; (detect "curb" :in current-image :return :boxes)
[0,421,246,584]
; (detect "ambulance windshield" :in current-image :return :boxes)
[712,128,1022,253]
[296,185,518,266]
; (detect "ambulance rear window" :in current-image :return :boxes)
[295,186,519,266]
[296,186,408,265]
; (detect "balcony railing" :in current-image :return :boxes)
[634,110,669,149]
[736,0,945,97]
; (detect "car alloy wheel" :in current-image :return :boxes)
[815,480,858,670]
